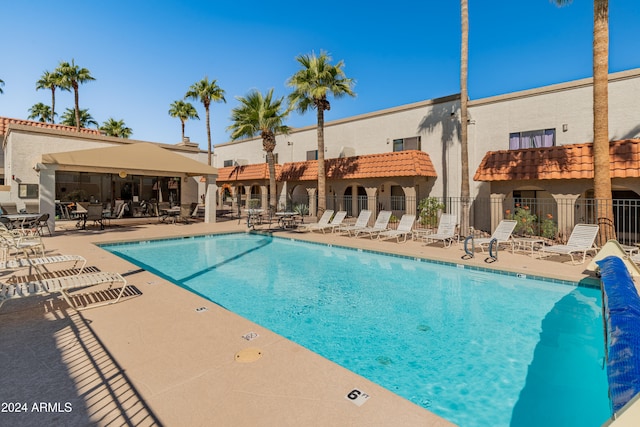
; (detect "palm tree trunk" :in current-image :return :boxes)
[593,0,614,245]
[73,85,80,131]
[50,87,56,124]
[181,121,185,142]
[317,107,326,216]
[206,107,212,165]
[266,151,277,212]
[460,0,471,237]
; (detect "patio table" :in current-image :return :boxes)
[276,212,301,229]
[513,237,546,256]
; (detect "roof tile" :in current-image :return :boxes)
[0,116,101,136]
[474,139,640,182]
[217,150,437,183]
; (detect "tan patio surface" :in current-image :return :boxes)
[0,216,617,426]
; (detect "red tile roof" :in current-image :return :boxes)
[216,163,282,182]
[0,116,101,136]
[474,139,640,182]
[279,150,437,181]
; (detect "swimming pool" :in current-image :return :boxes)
[102,233,610,427]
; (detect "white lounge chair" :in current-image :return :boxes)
[377,214,416,243]
[475,220,517,253]
[354,211,392,239]
[538,224,600,264]
[298,210,334,232]
[336,210,373,236]
[0,271,128,312]
[422,213,458,247]
[0,255,87,275]
[308,211,347,234]
[0,229,45,260]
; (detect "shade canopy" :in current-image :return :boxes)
[41,142,217,177]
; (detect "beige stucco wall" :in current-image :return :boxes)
[214,68,640,201]
[4,127,207,212]
[214,96,461,199]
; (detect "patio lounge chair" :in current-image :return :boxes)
[336,210,372,236]
[0,271,128,312]
[0,254,87,276]
[474,220,517,253]
[538,223,600,264]
[0,228,46,259]
[353,210,392,239]
[298,210,334,232]
[422,213,458,247]
[377,214,416,243]
[306,211,346,233]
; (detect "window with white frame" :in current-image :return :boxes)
[509,129,555,150]
[223,160,234,167]
[392,136,421,152]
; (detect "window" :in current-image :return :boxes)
[18,184,39,199]
[306,150,318,161]
[509,129,555,150]
[392,136,421,152]
[223,160,234,167]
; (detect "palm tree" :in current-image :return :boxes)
[287,51,355,216]
[0,78,4,94]
[36,70,68,123]
[28,102,54,123]
[60,108,98,128]
[227,89,290,212]
[459,0,471,237]
[100,118,133,138]
[554,0,613,243]
[168,100,199,142]
[185,77,226,165]
[57,59,95,131]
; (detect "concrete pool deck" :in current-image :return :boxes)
[0,216,635,426]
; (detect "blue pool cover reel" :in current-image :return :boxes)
[597,255,640,413]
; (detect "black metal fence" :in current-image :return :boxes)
[232,194,640,244]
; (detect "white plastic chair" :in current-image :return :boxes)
[377,214,416,243]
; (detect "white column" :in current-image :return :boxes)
[203,175,217,224]
[38,163,57,234]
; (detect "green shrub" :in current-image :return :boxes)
[418,197,445,227]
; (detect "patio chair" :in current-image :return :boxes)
[36,213,52,236]
[1,203,19,215]
[422,213,458,247]
[336,210,373,236]
[86,204,105,230]
[377,214,416,243]
[0,228,46,260]
[538,223,600,264]
[353,210,392,239]
[0,271,128,312]
[179,205,194,224]
[298,210,334,232]
[474,220,518,253]
[302,211,345,233]
[0,254,87,276]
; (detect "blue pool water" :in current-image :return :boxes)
[102,233,610,427]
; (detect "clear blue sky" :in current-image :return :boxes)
[1,1,638,150]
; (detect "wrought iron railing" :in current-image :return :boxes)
[227,194,640,244]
